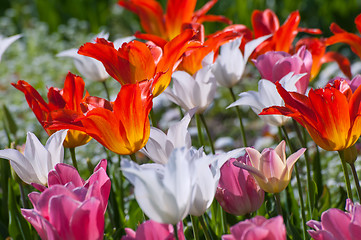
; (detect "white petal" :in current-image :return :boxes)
[243,34,272,62]
[0,149,41,184]
[45,130,67,168]
[0,34,22,61]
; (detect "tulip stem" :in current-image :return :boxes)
[339,151,353,202]
[229,87,247,147]
[293,120,314,214]
[173,224,179,240]
[199,113,215,154]
[18,182,28,208]
[350,163,361,202]
[190,215,200,240]
[150,109,157,127]
[280,126,307,240]
[69,147,78,170]
[196,114,206,151]
[274,192,282,215]
[102,80,110,101]
[130,153,137,162]
[199,215,212,240]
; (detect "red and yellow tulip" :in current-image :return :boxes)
[260,80,361,151]
[78,29,198,97]
[48,82,153,155]
[12,72,92,148]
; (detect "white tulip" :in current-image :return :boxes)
[0,34,22,62]
[228,72,305,126]
[165,58,217,114]
[189,148,243,216]
[140,110,194,164]
[121,147,201,224]
[121,147,243,222]
[212,35,271,88]
[0,130,67,185]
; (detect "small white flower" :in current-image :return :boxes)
[0,34,22,62]
[0,130,67,185]
[57,32,134,82]
[228,72,305,126]
[212,35,271,88]
[165,57,217,114]
[140,110,194,164]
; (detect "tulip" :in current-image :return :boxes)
[251,9,321,57]
[228,72,304,126]
[117,0,231,42]
[77,30,197,97]
[0,34,21,62]
[260,79,361,151]
[327,13,361,60]
[140,111,193,164]
[253,46,312,94]
[0,130,67,186]
[212,35,271,88]
[215,157,264,216]
[307,199,361,240]
[165,61,217,114]
[121,147,242,223]
[48,81,153,155]
[12,72,92,148]
[122,220,185,240]
[121,148,200,224]
[21,159,110,240]
[57,34,134,82]
[222,215,286,240]
[234,141,306,193]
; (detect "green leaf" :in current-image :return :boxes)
[2,105,18,138]
[8,181,32,240]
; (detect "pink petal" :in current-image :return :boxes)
[253,51,290,81]
[71,198,104,240]
[48,163,85,187]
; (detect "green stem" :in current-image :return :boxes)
[102,80,110,101]
[199,114,215,154]
[274,192,283,216]
[229,87,247,146]
[130,153,137,162]
[292,120,313,215]
[280,126,307,240]
[190,215,200,240]
[69,147,78,171]
[196,114,206,150]
[150,109,157,127]
[173,224,179,240]
[350,163,361,202]
[118,155,125,218]
[199,215,212,240]
[18,182,28,208]
[338,151,353,202]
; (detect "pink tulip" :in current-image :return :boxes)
[253,46,312,94]
[307,199,361,240]
[22,160,110,239]
[234,141,306,193]
[122,220,185,240]
[215,157,264,216]
[32,159,110,214]
[222,215,286,240]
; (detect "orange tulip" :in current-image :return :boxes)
[12,72,92,148]
[260,80,361,151]
[251,9,321,57]
[48,81,153,155]
[117,0,231,42]
[326,13,361,60]
[78,29,197,97]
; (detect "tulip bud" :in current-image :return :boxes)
[215,157,264,216]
